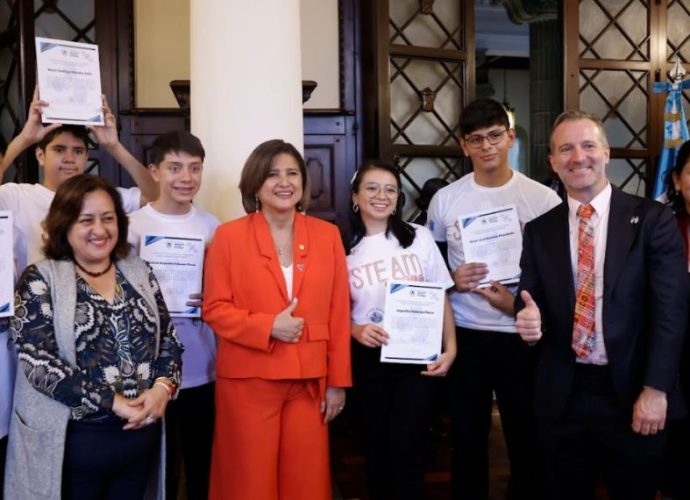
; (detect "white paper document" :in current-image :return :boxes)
[35,37,104,125]
[380,281,445,364]
[0,212,14,318]
[458,204,522,287]
[139,235,205,317]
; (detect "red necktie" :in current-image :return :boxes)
[572,204,595,358]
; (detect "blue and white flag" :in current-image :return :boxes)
[651,77,690,201]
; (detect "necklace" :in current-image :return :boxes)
[74,259,113,278]
[275,237,292,256]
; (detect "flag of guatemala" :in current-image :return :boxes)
[651,78,690,201]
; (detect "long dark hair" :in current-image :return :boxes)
[666,140,690,217]
[348,162,416,253]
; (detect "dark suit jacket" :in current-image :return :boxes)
[517,188,689,421]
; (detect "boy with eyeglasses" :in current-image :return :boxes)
[426,98,561,500]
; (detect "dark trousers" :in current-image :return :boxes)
[61,418,160,500]
[663,330,690,500]
[449,327,543,500]
[166,382,215,500]
[353,369,437,500]
[665,416,690,500]
[0,435,6,500]
[539,365,666,500]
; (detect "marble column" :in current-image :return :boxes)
[190,0,304,221]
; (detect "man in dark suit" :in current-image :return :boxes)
[515,110,689,500]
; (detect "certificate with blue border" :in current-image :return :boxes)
[380,280,444,364]
[35,36,104,125]
[139,234,204,317]
[0,211,13,318]
[458,204,522,287]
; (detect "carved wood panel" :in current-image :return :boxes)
[362,0,474,220]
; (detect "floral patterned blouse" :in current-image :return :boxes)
[11,264,183,420]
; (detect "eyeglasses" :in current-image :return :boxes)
[464,129,508,149]
[362,183,400,198]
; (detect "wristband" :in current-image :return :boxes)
[154,377,175,397]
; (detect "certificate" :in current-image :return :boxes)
[380,281,445,364]
[139,234,205,317]
[35,37,104,125]
[458,204,522,287]
[0,212,13,318]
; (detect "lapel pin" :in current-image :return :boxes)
[630,216,639,224]
[297,263,305,272]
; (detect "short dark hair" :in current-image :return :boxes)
[549,110,609,152]
[37,125,89,151]
[666,140,690,216]
[349,161,415,251]
[239,139,309,214]
[149,130,206,166]
[42,174,130,261]
[459,98,511,137]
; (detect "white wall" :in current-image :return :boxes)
[134,0,340,109]
[300,0,339,108]
[134,0,190,108]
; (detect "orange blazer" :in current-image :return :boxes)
[203,212,351,388]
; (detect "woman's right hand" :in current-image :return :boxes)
[270,298,304,343]
[112,393,144,423]
[351,323,389,348]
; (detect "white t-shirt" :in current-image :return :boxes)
[427,171,562,333]
[0,182,140,438]
[347,223,454,326]
[128,203,219,389]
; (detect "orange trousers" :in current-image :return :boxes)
[209,377,331,500]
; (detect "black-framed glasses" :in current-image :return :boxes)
[464,129,508,149]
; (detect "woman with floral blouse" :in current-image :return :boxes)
[4,174,182,500]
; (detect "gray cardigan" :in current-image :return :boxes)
[4,256,166,500]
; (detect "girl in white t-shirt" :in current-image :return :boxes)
[347,162,456,500]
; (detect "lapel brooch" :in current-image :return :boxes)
[630,216,639,224]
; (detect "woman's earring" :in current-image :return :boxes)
[255,195,261,213]
[296,201,304,212]
[352,204,359,213]
[392,208,396,215]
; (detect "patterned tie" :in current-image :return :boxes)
[572,204,596,358]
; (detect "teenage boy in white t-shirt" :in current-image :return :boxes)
[0,91,157,496]
[0,89,157,272]
[127,130,218,500]
[427,98,562,500]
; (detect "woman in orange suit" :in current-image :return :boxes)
[203,139,352,500]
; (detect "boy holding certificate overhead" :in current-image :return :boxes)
[127,131,218,500]
[426,98,561,500]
